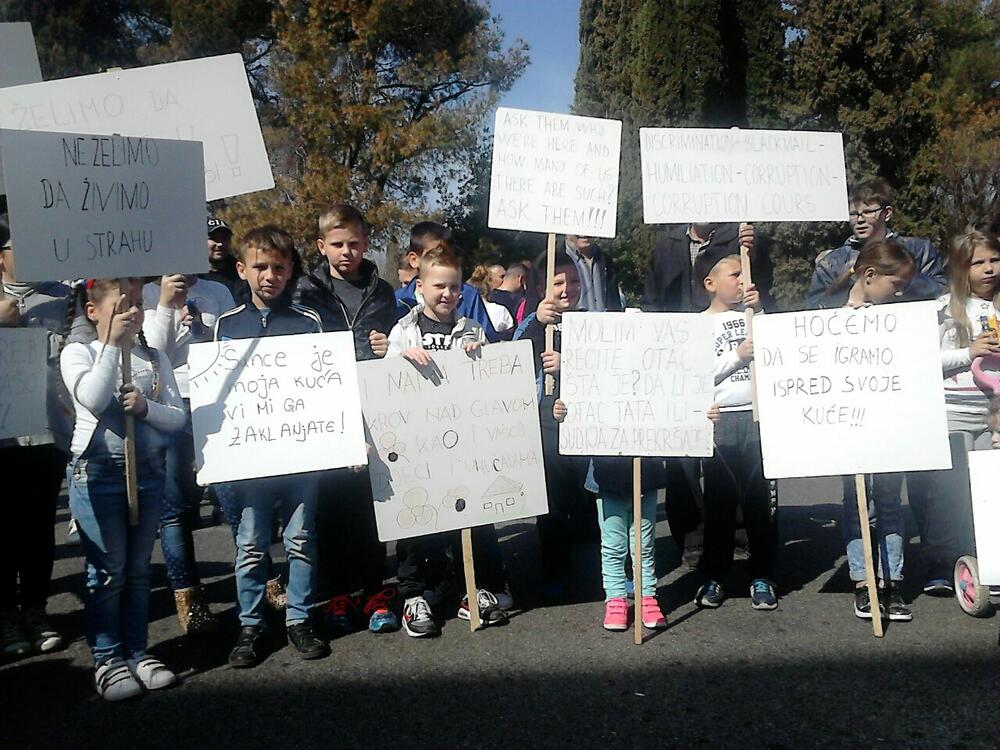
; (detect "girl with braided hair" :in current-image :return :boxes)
[60,278,185,701]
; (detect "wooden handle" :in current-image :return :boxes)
[633,457,643,646]
[740,247,760,423]
[118,279,140,527]
[544,233,556,397]
[461,528,481,631]
[855,474,884,638]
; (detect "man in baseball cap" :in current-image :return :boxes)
[203,215,243,297]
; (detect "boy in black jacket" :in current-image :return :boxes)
[216,226,329,668]
[513,252,590,597]
[292,205,400,635]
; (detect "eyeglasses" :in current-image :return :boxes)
[848,206,886,221]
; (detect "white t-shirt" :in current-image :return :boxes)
[484,299,514,333]
[707,309,755,411]
[142,278,235,398]
[938,293,999,418]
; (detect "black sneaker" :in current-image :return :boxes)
[854,585,886,620]
[286,621,329,660]
[884,585,912,622]
[402,596,440,638]
[694,581,725,608]
[229,625,263,668]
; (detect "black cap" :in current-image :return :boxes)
[207,216,232,236]
[693,245,740,289]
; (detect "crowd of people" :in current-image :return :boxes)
[1,176,998,702]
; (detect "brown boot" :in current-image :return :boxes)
[174,586,221,636]
[265,576,287,611]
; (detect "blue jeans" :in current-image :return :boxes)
[68,453,165,666]
[159,412,202,590]
[841,474,904,582]
[597,492,657,599]
[231,474,319,627]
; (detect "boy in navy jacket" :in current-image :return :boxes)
[215,226,329,668]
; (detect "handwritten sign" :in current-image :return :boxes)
[358,341,548,542]
[1,129,206,282]
[558,312,715,457]
[488,107,621,238]
[0,53,273,201]
[968,451,1000,585]
[639,127,849,223]
[0,328,49,439]
[188,332,367,485]
[753,301,950,478]
[0,23,42,88]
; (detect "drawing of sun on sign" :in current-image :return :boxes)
[482,475,525,516]
[396,487,436,531]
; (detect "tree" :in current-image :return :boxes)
[218,0,527,267]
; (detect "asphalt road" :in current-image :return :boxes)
[2,476,998,750]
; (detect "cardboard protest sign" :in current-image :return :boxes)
[0,129,206,282]
[0,23,42,88]
[0,53,272,201]
[639,127,849,223]
[753,301,950,478]
[358,340,547,542]
[968,451,1000,585]
[488,107,621,238]
[0,328,49,439]
[558,312,715,457]
[188,331,367,485]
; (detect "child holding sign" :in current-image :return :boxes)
[388,244,510,636]
[693,250,777,610]
[829,240,918,620]
[214,226,330,668]
[918,230,1000,594]
[60,278,185,701]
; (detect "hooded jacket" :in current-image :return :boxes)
[293,259,397,361]
[395,277,499,342]
[386,304,484,355]
[806,233,945,309]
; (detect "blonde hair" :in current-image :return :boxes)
[418,243,462,278]
[468,264,492,297]
[318,204,367,237]
[947,230,1000,347]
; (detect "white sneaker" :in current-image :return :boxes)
[402,596,439,637]
[95,659,142,702]
[127,656,177,690]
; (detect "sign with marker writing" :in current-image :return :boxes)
[0,53,273,201]
[0,23,43,88]
[559,312,715,457]
[639,127,849,223]
[358,340,548,542]
[0,328,49,439]
[188,332,367,485]
[1,128,206,282]
[753,301,950,478]
[488,107,621,238]
[968,451,1000,585]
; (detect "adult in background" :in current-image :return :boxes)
[490,262,529,323]
[469,265,515,339]
[202,216,244,299]
[487,264,506,291]
[564,235,624,312]
[642,222,767,565]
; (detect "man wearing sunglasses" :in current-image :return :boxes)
[806,177,945,308]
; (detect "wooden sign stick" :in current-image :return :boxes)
[118,279,140,527]
[854,474,884,638]
[632,457,643,645]
[740,246,760,422]
[544,233,557,396]
[461,527,481,631]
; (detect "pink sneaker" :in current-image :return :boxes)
[641,596,668,629]
[603,597,629,631]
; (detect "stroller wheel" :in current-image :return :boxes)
[954,556,993,617]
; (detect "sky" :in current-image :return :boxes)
[489,0,580,114]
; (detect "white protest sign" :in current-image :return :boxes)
[188,331,367,485]
[1,129,206,282]
[0,53,272,201]
[0,23,42,88]
[358,340,548,542]
[558,312,715,457]
[968,451,1000,585]
[488,107,621,238]
[754,301,950,478]
[0,328,49,439]
[639,127,849,223]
